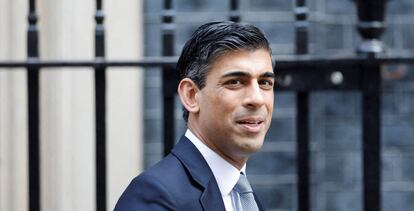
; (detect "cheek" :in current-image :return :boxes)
[200,96,225,121]
[202,90,240,119]
[266,93,274,110]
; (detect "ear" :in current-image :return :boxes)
[177,78,200,114]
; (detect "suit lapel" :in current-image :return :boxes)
[253,191,266,211]
[200,179,226,211]
[172,136,226,211]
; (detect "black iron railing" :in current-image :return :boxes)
[1,0,414,211]
[162,0,177,156]
[94,1,107,210]
[27,1,40,211]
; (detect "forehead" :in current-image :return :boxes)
[207,49,273,77]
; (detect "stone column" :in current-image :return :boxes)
[105,0,144,210]
[37,0,95,210]
[0,0,144,210]
[37,0,144,210]
[0,0,29,211]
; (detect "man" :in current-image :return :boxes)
[114,21,274,211]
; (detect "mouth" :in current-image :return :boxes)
[235,118,265,133]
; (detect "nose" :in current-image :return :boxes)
[243,81,265,109]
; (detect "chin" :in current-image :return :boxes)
[240,138,265,154]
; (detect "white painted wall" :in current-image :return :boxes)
[0,0,144,210]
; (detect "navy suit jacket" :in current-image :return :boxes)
[114,136,265,211]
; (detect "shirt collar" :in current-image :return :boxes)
[185,129,246,196]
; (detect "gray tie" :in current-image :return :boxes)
[233,173,259,211]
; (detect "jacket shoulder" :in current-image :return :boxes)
[114,155,180,211]
[114,154,202,211]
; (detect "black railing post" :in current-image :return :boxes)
[361,62,382,211]
[229,0,240,22]
[355,1,385,211]
[295,1,310,211]
[356,0,386,54]
[295,0,308,54]
[94,0,107,210]
[27,0,40,210]
[162,0,176,156]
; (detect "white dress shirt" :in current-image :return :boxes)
[185,129,246,211]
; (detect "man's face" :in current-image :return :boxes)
[192,48,274,166]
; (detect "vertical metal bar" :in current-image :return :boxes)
[229,0,240,22]
[27,0,40,211]
[361,64,381,211]
[295,1,310,211]
[162,0,175,156]
[94,0,106,210]
[295,0,308,54]
[296,92,309,211]
[355,0,386,54]
[354,1,385,210]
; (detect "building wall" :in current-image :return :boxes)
[1,0,413,211]
[0,0,144,210]
[142,1,414,211]
[0,1,28,210]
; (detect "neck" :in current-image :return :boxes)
[187,124,248,170]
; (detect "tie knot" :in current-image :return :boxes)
[234,173,253,194]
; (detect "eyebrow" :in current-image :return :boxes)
[221,71,275,79]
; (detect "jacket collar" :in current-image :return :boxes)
[171,136,226,211]
[171,136,266,211]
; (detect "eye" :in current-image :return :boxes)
[228,79,242,85]
[224,79,244,88]
[259,79,274,89]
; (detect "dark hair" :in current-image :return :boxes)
[176,21,272,122]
